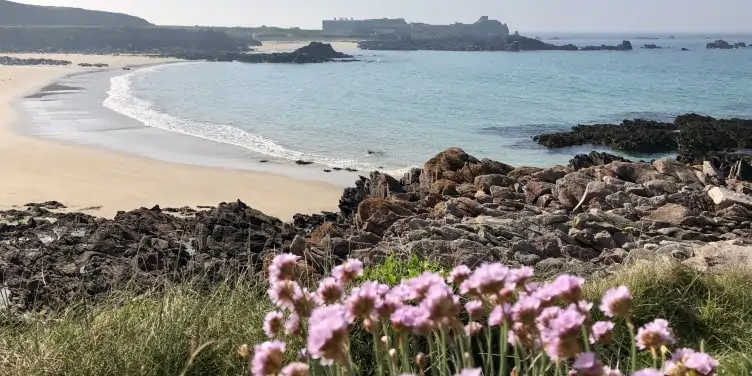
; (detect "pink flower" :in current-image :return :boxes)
[572,352,603,376]
[600,286,633,318]
[488,303,510,327]
[465,321,483,336]
[391,305,432,335]
[292,288,317,318]
[251,340,286,376]
[506,266,534,287]
[263,311,284,338]
[269,280,303,311]
[448,265,472,285]
[459,263,509,296]
[636,319,675,350]
[541,305,586,361]
[667,348,718,376]
[331,259,363,285]
[511,295,542,324]
[316,277,344,305]
[406,272,447,300]
[269,254,299,283]
[420,283,460,323]
[285,313,302,336]
[346,281,384,320]
[454,368,482,376]
[281,362,310,376]
[545,275,585,303]
[603,366,622,376]
[631,369,662,376]
[590,321,615,344]
[306,304,351,365]
[465,300,484,320]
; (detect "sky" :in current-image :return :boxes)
[17,0,752,33]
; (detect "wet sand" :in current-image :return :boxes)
[0,54,344,219]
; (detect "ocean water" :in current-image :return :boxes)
[69,36,752,176]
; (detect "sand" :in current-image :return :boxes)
[0,54,343,220]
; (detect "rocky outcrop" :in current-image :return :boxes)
[0,0,151,27]
[706,40,733,49]
[5,147,752,313]
[0,56,71,66]
[580,40,633,51]
[534,114,752,161]
[174,42,356,64]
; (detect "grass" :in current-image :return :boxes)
[1,259,751,375]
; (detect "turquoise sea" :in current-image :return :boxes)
[26,35,752,181]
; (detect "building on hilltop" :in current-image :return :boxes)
[322,18,411,37]
[321,16,509,40]
[410,17,510,40]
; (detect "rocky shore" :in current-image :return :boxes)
[357,36,634,52]
[533,113,752,167]
[172,42,356,64]
[0,55,72,66]
[3,145,752,312]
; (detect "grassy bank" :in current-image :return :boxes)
[1,260,751,376]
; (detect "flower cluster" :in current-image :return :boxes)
[243,255,719,376]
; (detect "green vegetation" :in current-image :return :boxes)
[1,259,750,375]
[361,253,447,285]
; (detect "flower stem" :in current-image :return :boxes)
[499,322,509,376]
[627,318,637,373]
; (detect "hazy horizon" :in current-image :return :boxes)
[14,0,752,34]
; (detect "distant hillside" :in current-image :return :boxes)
[0,0,151,27]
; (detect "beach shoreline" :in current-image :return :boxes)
[0,53,345,220]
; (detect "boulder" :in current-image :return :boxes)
[421,148,512,187]
[572,181,619,213]
[652,157,701,184]
[728,159,752,182]
[646,203,691,225]
[684,242,752,272]
[475,174,516,192]
[431,179,458,196]
[606,162,667,184]
[507,166,544,180]
[531,166,573,183]
[370,172,404,199]
[555,169,597,209]
[707,187,752,209]
[523,181,555,203]
[435,197,484,218]
[569,151,630,170]
[643,179,679,196]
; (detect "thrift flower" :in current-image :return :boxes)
[281,362,310,376]
[631,369,663,376]
[331,259,363,285]
[251,341,286,376]
[269,254,299,283]
[346,281,384,320]
[465,300,484,320]
[306,304,351,365]
[636,318,675,350]
[590,321,615,344]
[511,295,541,324]
[406,272,447,300]
[603,367,622,376]
[460,262,509,296]
[546,275,585,303]
[292,288,317,318]
[263,311,284,338]
[285,313,302,336]
[420,283,460,324]
[667,348,719,376]
[448,265,472,284]
[506,266,534,287]
[269,280,303,311]
[572,353,603,376]
[465,321,483,336]
[600,286,633,318]
[315,277,344,305]
[541,305,586,361]
[391,305,432,335]
[455,368,482,376]
[488,303,511,327]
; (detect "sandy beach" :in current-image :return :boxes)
[0,54,343,219]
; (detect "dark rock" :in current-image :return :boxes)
[569,151,631,170]
[295,160,313,165]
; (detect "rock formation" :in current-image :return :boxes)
[4,146,752,313]
[174,42,356,64]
